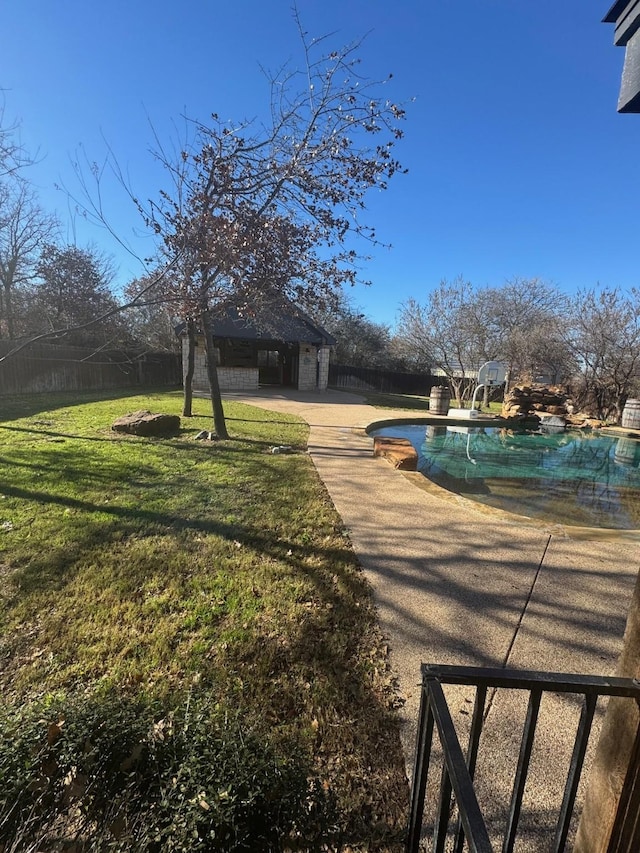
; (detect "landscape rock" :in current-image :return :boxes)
[501,385,570,421]
[112,410,180,436]
[373,436,418,471]
[537,412,566,430]
[499,386,609,431]
[566,414,605,429]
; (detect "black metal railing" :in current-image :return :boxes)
[407,664,640,853]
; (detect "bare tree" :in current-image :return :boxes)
[396,278,486,404]
[0,181,58,339]
[133,20,407,436]
[484,278,570,386]
[396,277,573,402]
[305,292,402,369]
[123,273,181,353]
[567,286,640,420]
[0,102,54,339]
[0,96,36,179]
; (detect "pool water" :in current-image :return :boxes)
[371,424,640,530]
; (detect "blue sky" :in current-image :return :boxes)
[2,1,636,327]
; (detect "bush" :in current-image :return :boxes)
[0,690,328,852]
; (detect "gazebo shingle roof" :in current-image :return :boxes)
[176,300,335,347]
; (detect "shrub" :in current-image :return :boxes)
[0,690,328,852]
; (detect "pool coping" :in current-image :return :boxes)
[363,416,640,543]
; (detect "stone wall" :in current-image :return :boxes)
[182,336,211,391]
[183,335,331,392]
[217,367,259,391]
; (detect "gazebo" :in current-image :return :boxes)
[180,302,335,393]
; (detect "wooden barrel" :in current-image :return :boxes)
[614,437,640,467]
[429,385,450,415]
[425,424,447,444]
[621,399,640,430]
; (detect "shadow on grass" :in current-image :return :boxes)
[0,387,182,423]
[0,420,302,451]
[0,390,411,848]
[1,479,366,608]
[0,496,410,850]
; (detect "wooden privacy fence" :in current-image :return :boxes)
[328,363,436,395]
[0,343,181,396]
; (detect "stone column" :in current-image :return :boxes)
[297,344,317,390]
[183,334,210,392]
[317,346,330,390]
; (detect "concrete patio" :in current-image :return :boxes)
[224,388,640,849]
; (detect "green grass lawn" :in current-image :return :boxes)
[0,390,407,851]
[355,390,504,414]
[351,391,431,411]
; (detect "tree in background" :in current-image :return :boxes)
[26,244,125,348]
[306,292,404,370]
[123,272,181,354]
[396,277,488,404]
[123,271,193,414]
[329,309,397,369]
[0,107,58,341]
[482,277,572,386]
[0,97,36,179]
[0,182,58,340]
[136,19,407,437]
[567,286,640,420]
[395,277,575,403]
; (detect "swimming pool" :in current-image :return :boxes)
[370,423,640,530]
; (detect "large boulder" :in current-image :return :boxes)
[112,410,181,436]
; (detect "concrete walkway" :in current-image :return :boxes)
[225,388,640,848]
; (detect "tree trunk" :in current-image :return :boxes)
[202,310,229,439]
[574,572,640,853]
[482,382,490,409]
[3,282,14,340]
[451,377,463,407]
[182,317,196,417]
